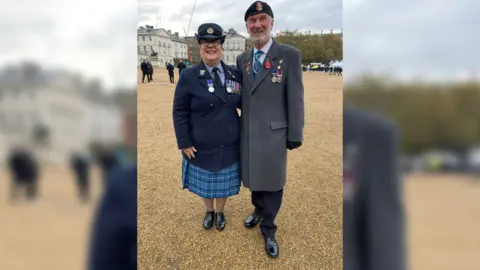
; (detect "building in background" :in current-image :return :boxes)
[184,36,201,65]
[222,28,246,66]
[137,25,174,66]
[169,30,189,65]
[183,28,246,66]
[0,63,127,165]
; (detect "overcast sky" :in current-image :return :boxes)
[0,0,137,90]
[1,0,477,89]
[345,0,479,82]
[137,0,342,37]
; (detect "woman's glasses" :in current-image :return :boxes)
[200,40,221,47]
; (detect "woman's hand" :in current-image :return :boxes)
[182,146,197,159]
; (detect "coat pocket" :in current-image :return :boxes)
[270,121,288,130]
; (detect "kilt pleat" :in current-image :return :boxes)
[182,157,240,199]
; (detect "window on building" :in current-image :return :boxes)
[150,46,153,52]
[142,36,145,41]
[149,36,152,41]
[138,46,140,52]
[143,46,146,52]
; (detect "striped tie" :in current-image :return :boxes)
[253,50,264,80]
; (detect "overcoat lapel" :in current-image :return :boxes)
[251,40,279,94]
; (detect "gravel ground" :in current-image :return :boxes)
[138,69,343,269]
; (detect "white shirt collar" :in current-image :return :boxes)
[253,38,273,56]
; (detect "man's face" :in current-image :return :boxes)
[199,39,224,62]
[246,13,273,44]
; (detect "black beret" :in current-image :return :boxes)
[195,23,226,43]
[244,1,274,22]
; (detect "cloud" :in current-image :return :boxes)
[0,0,138,90]
[137,0,342,36]
[344,0,480,82]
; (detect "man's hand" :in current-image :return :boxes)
[287,141,302,150]
[182,147,197,159]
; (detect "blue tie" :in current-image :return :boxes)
[253,50,264,80]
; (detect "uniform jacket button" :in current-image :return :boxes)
[210,104,213,107]
[223,104,227,107]
[220,145,224,148]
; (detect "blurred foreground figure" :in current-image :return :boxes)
[70,153,90,202]
[343,106,406,270]
[8,146,39,201]
[88,164,137,270]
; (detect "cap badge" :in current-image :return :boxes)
[256,2,263,11]
[207,27,214,34]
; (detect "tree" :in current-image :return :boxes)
[274,30,342,65]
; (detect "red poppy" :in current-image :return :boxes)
[265,60,271,69]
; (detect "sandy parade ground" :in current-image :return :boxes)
[0,68,478,270]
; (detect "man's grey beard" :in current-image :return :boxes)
[250,30,272,45]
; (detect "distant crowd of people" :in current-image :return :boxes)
[140,59,188,84]
[303,64,343,75]
[6,145,125,203]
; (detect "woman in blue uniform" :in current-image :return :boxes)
[172,23,242,231]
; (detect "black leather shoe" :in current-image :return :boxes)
[244,212,262,228]
[203,211,215,229]
[215,212,226,231]
[265,238,279,258]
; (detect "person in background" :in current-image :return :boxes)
[98,146,119,183]
[140,59,150,83]
[177,60,187,76]
[70,152,91,202]
[147,61,154,82]
[166,62,175,83]
[8,145,39,201]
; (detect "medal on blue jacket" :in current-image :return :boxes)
[207,80,214,93]
[226,79,233,93]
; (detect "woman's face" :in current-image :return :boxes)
[199,39,224,63]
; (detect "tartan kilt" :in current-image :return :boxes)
[181,157,240,199]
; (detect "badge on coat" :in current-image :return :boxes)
[343,144,359,201]
[207,79,214,93]
[226,79,233,93]
[245,61,251,73]
[271,63,283,83]
[231,81,242,95]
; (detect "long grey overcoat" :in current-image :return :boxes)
[235,39,305,192]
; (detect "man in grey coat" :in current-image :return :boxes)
[343,106,406,270]
[236,1,304,258]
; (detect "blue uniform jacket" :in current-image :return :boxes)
[173,60,243,172]
[88,164,137,270]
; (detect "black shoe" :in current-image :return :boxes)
[203,211,215,229]
[244,212,262,228]
[215,212,226,231]
[265,238,279,258]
